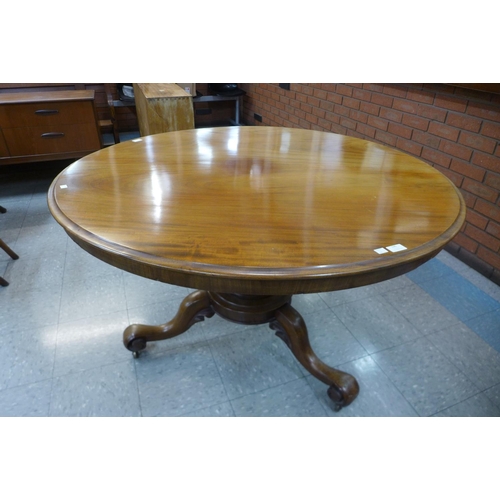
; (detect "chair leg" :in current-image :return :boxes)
[0,239,19,260]
[0,236,18,287]
[112,125,120,144]
[0,204,19,286]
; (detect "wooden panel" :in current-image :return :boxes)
[0,88,102,165]
[0,130,9,157]
[0,84,139,132]
[3,123,101,156]
[0,83,86,93]
[0,100,95,128]
[450,83,500,94]
[134,83,194,136]
[136,83,191,99]
[0,90,94,105]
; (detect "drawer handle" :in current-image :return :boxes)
[35,109,59,115]
[41,132,65,139]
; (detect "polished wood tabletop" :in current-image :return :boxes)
[48,126,466,411]
[48,126,465,294]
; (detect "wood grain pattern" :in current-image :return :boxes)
[0,99,96,128]
[48,126,466,295]
[0,130,8,157]
[0,90,96,105]
[133,83,194,136]
[0,90,101,165]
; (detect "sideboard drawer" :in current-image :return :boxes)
[0,90,102,165]
[3,123,101,156]
[0,101,96,128]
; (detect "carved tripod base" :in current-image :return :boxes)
[123,290,360,411]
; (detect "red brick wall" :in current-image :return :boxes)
[239,83,500,284]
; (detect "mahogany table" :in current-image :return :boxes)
[48,126,466,411]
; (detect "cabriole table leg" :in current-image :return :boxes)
[270,303,360,411]
[123,289,215,357]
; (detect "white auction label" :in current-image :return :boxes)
[386,244,407,252]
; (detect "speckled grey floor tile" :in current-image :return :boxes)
[437,251,500,301]
[371,337,478,416]
[50,360,141,417]
[0,204,27,230]
[0,227,21,262]
[432,392,500,417]
[436,250,472,274]
[201,312,255,341]
[299,307,367,368]
[465,310,500,353]
[14,218,68,258]
[417,272,499,323]
[318,276,412,309]
[54,311,131,377]
[59,274,127,323]
[26,193,51,216]
[180,402,235,417]
[0,325,57,391]
[383,284,462,335]
[135,343,227,417]
[307,356,418,417]
[332,295,422,354]
[0,182,36,202]
[3,251,65,292]
[461,270,500,303]
[427,323,500,392]
[208,325,304,400]
[290,293,329,315]
[1,261,8,279]
[231,378,327,417]
[0,286,62,335]
[370,275,414,293]
[64,241,123,283]
[483,383,500,409]
[0,380,52,417]
[406,258,455,284]
[123,273,189,310]
[319,285,375,308]
[23,211,56,229]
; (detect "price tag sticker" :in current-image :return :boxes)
[374,244,408,254]
[386,244,407,253]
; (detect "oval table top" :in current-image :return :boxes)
[48,126,466,295]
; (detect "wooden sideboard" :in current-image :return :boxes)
[0,90,102,165]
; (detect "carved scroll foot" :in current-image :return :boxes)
[270,303,359,411]
[123,290,214,357]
